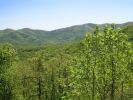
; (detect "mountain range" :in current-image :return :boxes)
[0,22,133,45]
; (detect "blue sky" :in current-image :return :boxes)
[0,0,133,30]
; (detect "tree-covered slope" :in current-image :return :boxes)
[0,22,133,44]
[0,28,49,44]
[122,25,133,41]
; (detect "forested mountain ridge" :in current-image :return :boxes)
[0,22,133,44]
[122,24,133,41]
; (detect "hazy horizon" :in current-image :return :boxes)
[1,21,133,31]
[1,0,133,30]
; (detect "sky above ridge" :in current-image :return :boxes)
[0,0,133,30]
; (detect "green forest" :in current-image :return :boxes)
[0,24,133,100]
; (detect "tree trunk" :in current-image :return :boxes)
[111,57,115,100]
[92,68,95,100]
[38,77,42,100]
[120,81,124,100]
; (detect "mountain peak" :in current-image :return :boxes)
[2,28,15,33]
[19,28,32,31]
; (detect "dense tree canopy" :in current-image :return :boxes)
[0,25,133,100]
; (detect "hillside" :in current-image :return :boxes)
[122,25,133,41]
[0,22,133,45]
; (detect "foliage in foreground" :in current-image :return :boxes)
[71,25,133,100]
